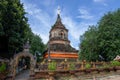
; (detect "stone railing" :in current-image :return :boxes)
[35,61,110,71]
[34,61,120,79]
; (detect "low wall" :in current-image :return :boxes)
[34,66,120,79]
[36,61,110,71]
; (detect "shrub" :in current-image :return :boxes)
[69,63,75,70]
[85,63,91,69]
[0,63,6,73]
[110,61,120,67]
[103,64,110,68]
[48,61,56,71]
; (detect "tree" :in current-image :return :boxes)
[30,34,46,61]
[79,9,120,61]
[0,0,31,58]
[97,9,120,61]
[0,0,46,59]
[79,26,99,61]
[0,0,7,36]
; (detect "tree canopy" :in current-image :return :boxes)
[0,0,46,59]
[30,34,46,56]
[30,34,46,61]
[79,9,120,61]
[79,26,99,61]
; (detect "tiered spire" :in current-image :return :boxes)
[52,7,66,29]
[56,14,61,23]
[56,6,62,23]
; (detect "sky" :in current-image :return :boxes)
[21,0,120,50]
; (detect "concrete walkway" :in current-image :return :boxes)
[15,70,30,80]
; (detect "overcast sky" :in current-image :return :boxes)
[21,0,120,49]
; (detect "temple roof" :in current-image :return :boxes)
[51,14,68,31]
[47,12,78,54]
[56,14,61,24]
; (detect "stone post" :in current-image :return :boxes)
[92,62,96,69]
[81,61,84,70]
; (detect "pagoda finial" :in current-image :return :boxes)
[23,39,30,52]
[56,6,61,23]
[57,6,61,15]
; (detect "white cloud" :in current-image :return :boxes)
[77,8,94,20]
[63,16,95,41]
[22,1,53,44]
[93,0,105,2]
[93,0,108,6]
[62,15,95,49]
[24,3,52,27]
[78,9,89,15]
[21,1,96,49]
[32,31,49,44]
[103,3,108,6]
[41,0,56,7]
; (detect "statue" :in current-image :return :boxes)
[114,55,120,62]
[57,6,61,15]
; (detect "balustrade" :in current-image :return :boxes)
[35,61,109,71]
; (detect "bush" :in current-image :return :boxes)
[103,64,110,68]
[69,63,75,70]
[48,61,56,71]
[85,63,91,69]
[110,61,120,67]
[0,63,6,73]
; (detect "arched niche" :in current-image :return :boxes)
[10,50,36,79]
[59,30,65,39]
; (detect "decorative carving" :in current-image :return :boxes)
[9,59,14,76]
[9,51,36,79]
[114,55,120,62]
[57,6,61,15]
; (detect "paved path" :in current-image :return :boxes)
[56,71,120,80]
[14,69,120,80]
[15,70,30,80]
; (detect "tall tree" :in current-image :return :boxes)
[79,26,99,61]
[30,34,46,54]
[0,0,31,58]
[98,9,120,61]
[79,9,120,61]
[30,34,46,61]
[0,0,7,36]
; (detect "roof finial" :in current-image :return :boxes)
[57,6,61,15]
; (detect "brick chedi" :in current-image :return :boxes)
[44,13,78,61]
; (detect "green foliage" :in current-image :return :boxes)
[79,9,120,61]
[48,61,57,71]
[69,63,75,70]
[30,34,46,54]
[110,61,120,67]
[97,9,120,61]
[85,63,91,69]
[0,63,6,73]
[30,34,46,61]
[0,0,31,58]
[0,0,46,59]
[102,63,110,68]
[79,26,99,61]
